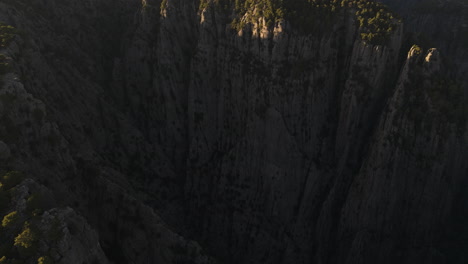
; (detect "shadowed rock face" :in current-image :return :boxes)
[379,0,468,88]
[0,0,466,263]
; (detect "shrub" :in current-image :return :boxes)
[0,23,17,48]
[160,0,168,10]
[411,44,422,56]
[1,211,18,228]
[14,224,37,250]
[38,256,54,264]
[353,0,398,44]
[209,0,398,44]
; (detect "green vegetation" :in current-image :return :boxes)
[400,49,466,135]
[14,223,37,250]
[354,0,397,44]
[0,23,16,49]
[201,0,398,44]
[0,171,59,264]
[2,211,18,228]
[203,0,344,32]
[37,256,53,264]
[410,44,422,56]
[160,0,168,10]
[0,23,16,84]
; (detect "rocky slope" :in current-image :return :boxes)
[0,0,466,263]
[0,0,217,262]
[0,175,109,264]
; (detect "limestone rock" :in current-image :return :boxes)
[0,0,465,264]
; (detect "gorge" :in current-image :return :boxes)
[0,0,466,263]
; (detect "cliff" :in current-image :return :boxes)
[0,0,466,263]
[379,0,468,89]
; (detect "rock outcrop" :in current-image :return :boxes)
[0,0,466,263]
[379,0,468,89]
[0,177,109,264]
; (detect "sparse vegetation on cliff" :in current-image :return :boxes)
[354,0,398,44]
[2,211,18,228]
[0,23,16,84]
[0,172,58,264]
[411,44,423,55]
[200,0,398,44]
[37,256,53,264]
[401,49,466,133]
[0,23,16,48]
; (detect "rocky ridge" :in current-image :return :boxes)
[0,0,466,263]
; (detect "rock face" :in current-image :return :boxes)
[379,0,468,88]
[0,177,109,264]
[0,0,466,264]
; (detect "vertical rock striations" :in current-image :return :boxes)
[0,0,465,263]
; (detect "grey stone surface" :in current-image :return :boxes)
[0,0,465,263]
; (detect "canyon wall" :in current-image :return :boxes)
[0,0,466,263]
